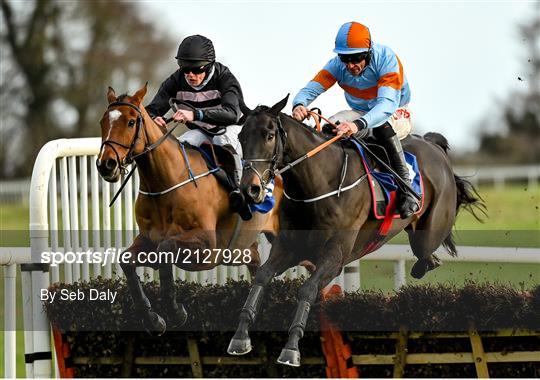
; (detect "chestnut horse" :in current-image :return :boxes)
[96,84,281,334]
[227,95,484,366]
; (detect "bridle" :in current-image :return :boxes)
[99,100,181,173]
[99,101,146,173]
[242,114,287,189]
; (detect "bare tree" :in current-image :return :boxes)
[1,0,177,177]
[470,3,540,164]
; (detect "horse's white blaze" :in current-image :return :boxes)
[98,110,122,163]
[109,110,122,123]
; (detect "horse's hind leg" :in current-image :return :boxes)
[121,235,166,335]
[408,198,455,279]
[158,263,187,328]
[228,238,297,356]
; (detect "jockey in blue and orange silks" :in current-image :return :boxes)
[292,21,419,218]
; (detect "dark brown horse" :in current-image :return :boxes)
[227,95,484,366]
[96,84,282,334]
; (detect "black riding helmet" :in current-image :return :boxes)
[175,35,215,68]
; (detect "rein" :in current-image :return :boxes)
[279,111,370,203]
[102,100,206,206]
[243,111,344,190]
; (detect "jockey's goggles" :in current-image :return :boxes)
[180,64,208,75]
[339,53,368,64]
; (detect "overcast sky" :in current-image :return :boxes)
[142,1,536,150]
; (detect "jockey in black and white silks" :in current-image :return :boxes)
[146,35,252,220]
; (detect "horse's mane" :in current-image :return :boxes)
[116,93,129,102]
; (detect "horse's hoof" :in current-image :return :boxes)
[411,256,442,279]
[143,311,167,336]
[410,259,428,279]
[227,337,252,355]
[277,348,301,367]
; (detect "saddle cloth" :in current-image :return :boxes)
[350,140,424,219]
[193,144,275,214]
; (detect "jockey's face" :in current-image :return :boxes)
[345,60,366,76]
[184,71,206,87]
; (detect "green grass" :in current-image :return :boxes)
[0,184,539,377]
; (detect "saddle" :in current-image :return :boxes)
[343,136,424,219]
[184,142,236,191]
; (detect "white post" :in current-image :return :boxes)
[178,268,186,281]
[31,270,52,378]
[344,261,360,292]
[124,165,134,248]
[102,180,112,278]
[207,268,218,284]
[229,266,239,281]
[90,155,101,279]
[335,270,345,289]
[68,156,80,282]
[4,264,17,378]
[113,180,123,278]
[21,270,34,378]
[394,259,406,290]
[48,162,59,283]
[198,270,209,284]
[80,156,90,282]
[59,158,73,284]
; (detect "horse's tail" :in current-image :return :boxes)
[423,132,487,256]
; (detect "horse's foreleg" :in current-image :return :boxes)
[158,263,187,328]
[277,246,343,367]
[155,229,217,327]
[228,240,294,356]
[121,235,166,336]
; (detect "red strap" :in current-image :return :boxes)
[380,191,397,236]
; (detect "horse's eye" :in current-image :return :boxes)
[267,133,275,141]
[128,119,136,128]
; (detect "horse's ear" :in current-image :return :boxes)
[107,87,116,104]
[238,99,253,124]
[268,94,289,116]
[133,82,148,103]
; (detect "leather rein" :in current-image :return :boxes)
[100,100,182,206]
[242,111,343,189]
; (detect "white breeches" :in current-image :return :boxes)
[178,125,243,156]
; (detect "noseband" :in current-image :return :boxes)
[99,100,145,173]
[242,115,287,189]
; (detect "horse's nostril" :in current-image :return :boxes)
[247,184,262,199]
[105,159,117,171]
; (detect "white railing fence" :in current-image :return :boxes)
[454,164,540,190]
[2,138,539,378]
[3,165,539,206]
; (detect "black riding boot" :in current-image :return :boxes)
[229,153,253,221]
[382,135,420,218]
